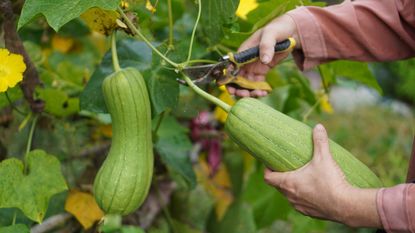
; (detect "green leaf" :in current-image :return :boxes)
[288,211,327,233]
[242,164,291,229]
[80,39,152,113]
[18,0,120,31]
[207,200,256,233]
[0,87,23,111]
[170,186,214,230]
[154,116,196,189]
[0,150,67,223]
[319,61,382,94]
[0,224,29,233]
[145,68,179,116]
[201,0,240,44]
[36,88,80,117]
[0,209,32,227]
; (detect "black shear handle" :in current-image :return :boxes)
[229,37,296,65]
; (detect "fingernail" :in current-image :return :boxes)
[261,55,270,64]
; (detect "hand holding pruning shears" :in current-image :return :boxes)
[180,15,299,97]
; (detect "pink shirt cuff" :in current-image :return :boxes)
[286,7,328,71]
[377,184,415,233]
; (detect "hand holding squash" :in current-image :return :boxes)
[264,124,382,228]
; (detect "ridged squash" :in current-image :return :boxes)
[225,98,382,188]
[93,67,153,215]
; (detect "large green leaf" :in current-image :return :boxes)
[80,39,152,113]
[18,0,120,31]
[0,150,67,223]
[154,116,196,189]
[201,0,240,44]
[319,60,382,94]
[207,200,256,233]
[242,164,291,229]
[0,224,29,233]
[170,186,214,230]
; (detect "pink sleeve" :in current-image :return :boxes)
[377,184,415,232]
[286,0,415,70]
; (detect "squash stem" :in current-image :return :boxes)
[182,75,231,112]
[111,33,121,72]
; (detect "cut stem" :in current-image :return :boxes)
[117,7,179,68]
[186,0,202,63]
[182,75,231,112]
[111,32,121,72]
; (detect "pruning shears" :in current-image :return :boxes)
[180,37,296,91]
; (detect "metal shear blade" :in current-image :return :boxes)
[181,61,229,85]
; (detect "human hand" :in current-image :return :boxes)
[264,124,381,227]
[227,14,300,97]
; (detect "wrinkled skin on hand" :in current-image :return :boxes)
[263,124,382,228]
[227,15,300,97]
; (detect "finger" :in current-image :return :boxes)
[235,89,250,97]
[238,29,263,52]
[227,86,236,95]
[259,29,278,64]
[251,90,264,97]
[312,124,331,160]
[264,167,287,187]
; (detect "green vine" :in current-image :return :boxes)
[24,114,38,173]
[167,0,174,49]
[117,7,179,68]
[118,6,231,113]
[186,0,202,63]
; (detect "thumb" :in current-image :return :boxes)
[312,124,331,160]
[264,167,288,187]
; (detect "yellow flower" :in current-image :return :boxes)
[236,0,258,20]
[0,49,26,93]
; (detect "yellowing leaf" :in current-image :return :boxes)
[51,34,74,53]
[65,189,104,229]
[81,7,119,35]
[214,89,235,123]
[236,0,258,20]
[146,0,157,13]
[195,156,233,220]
